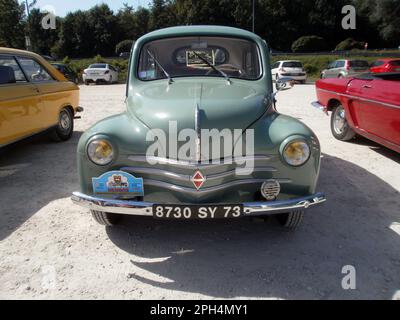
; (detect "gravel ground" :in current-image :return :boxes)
[0,84,399,300]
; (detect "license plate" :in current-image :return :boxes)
[153,205,244,220]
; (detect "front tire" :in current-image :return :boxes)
[331,105,356,141]
[91,210,121,226]
[276,211,305,229]
[51,108,73,142]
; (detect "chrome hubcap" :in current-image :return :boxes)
[60,111,71,131]
[334,106,347,134]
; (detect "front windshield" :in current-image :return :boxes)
[282,61,303,68]
[89,64,107,69]
[138,36,262,81]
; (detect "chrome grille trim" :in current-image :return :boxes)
[127,155,276,169]
[143,178,292,195]
[121,166,278,182]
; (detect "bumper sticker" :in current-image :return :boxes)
[92,171,144,196]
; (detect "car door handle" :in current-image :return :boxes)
[363,85,372,89]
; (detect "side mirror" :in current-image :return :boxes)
[276,77,295,91]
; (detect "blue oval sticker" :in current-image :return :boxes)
[92,171,144,196]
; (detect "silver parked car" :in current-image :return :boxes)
[321,59,369,79]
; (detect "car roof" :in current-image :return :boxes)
[373,58,400,62]
[0,47,43,59]
[0,47,66,81]
[89,63,108,67]
[138,25,262,42]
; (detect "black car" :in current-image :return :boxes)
[51,63,79,84]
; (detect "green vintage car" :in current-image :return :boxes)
[71,26,326,229]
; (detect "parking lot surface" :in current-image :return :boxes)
[0,84,399,300]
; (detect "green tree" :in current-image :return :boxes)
[117,4,136,39]
[292,35,327,52]
[134,7,150,38]
[0,0,26,48]
[335,38,365,51]
[353,0,399,45]
[150,0,177,30]
[88,4,121,56]
[55,11,88,58]
[26,8,60,55]
[115,40,134,55]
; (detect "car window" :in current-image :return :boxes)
[282,61,303,68]
[17,57,54,83]
[371,61,384,67]
[349,60,369,68]
[271,62,280,69]
[89,64,107,69]
[138,36,262,81]
[328,61,336,69]
[389,60,400,66]
[335,61,345,68]
[0,56,27,84]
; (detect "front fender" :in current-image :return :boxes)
[77,112,152,194]
[248,113,321,195]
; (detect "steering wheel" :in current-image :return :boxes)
[206,64,246,77]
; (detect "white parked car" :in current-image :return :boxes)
[271,60,307,84]
[83,64,119,85]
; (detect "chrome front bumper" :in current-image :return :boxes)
[71,192,326,217]
[311,101,329,115]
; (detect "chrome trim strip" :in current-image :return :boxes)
[355,127,400,149]
[195,103,201,162]
[120,166,278,182]
[128,155,276,168]
[142,178,292,195]
[317,88,400,110]
[311,101,328,115]
[71,192,326,216]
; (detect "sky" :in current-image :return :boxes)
[22,0,147,17]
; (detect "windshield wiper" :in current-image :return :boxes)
[146,50,174,85]
[192,52,231,85]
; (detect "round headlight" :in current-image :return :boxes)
[283,140,310,167]
[87,139,114,165]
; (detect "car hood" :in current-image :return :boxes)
[128,79,269,133]
[127,79,270,160]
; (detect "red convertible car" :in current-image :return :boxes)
[312,73,400,153]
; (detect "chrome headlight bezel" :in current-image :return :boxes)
[281,138,311,167]
[87,138,115,166]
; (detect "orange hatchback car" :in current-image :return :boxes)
[0,47,83,148]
